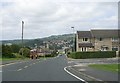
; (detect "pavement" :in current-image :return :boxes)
[67,57,120,83]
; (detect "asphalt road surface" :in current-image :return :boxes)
[2,55,84,82]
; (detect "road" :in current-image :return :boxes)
[1,55,85,82]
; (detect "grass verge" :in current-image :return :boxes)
[89,64,120,73]
[0,57,30,61]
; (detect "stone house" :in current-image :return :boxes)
[76,29,120,52]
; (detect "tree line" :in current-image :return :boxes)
[2,44,30,58]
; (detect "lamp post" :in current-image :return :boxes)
[71,27,74,52]
[22,21,24,56]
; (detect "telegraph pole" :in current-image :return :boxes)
[22,21,24,56]
[71,27,74,52]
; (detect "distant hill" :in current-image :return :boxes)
[1,39,29,45]
[1,34,74,48]
[42,34,74,41]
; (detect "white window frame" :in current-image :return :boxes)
[112,37,118,42]
[112,46,118,51]
[81,47,84,51]
[82,38,88,42]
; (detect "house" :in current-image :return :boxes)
[76,29,120,52]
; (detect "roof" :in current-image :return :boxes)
[79,43,94,47]
[77,29,120,38]
[77,31,92,38]
[91,29,120,38]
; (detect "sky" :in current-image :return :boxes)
[0,0,119,40]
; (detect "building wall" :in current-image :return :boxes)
[76,36,118,52]
[112,38,120,51]
[94,37,112,51]
[76,31,120,52]
[78,47,94,52]
[76,33,79,52]
[76,33,94,52]
[77,38,91,43]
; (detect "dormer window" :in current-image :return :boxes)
[83,38,88,41]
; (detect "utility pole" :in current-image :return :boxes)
[22,21,24,56]
[71,27,74,52]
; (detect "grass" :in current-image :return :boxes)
[0,53,30,61]
[89,64,120,72]
[0,57,30,61]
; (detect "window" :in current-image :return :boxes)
[83,38,88,41]
[85,38,88,41]
[81,48,84,51]
[81,47,87,51]
[84,47,87,51]
[112,46,118,51]
[99,38,102,41]
[112,38,118,41]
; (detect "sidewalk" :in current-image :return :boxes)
[67,58,119,82]
[72,65,119,81]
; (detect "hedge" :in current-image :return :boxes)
[68,51,116,59]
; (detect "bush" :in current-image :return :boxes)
[19,48,30,57]
[45,54,52,57]
[12,53,24,58]
[2,45,16,58]
[69,51,116,59]
[2,53,16,58]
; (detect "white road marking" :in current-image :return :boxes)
[68,61,74,63]
[0,61,29,67]
[0,65,4,67]
[64,67,88,83]
[33,63,36,64]
[0,62,17,67]
[0,71,2,72]
[17,68,22,71]
[73,64,87,67]
[24,66,28,68]
[19,62,22,63]
[78,69,86,71]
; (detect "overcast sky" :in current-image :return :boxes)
[1,0,119,40]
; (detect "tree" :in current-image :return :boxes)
[0,45,2,58]
[11,44,21,53]
[19,48,30,57]
[2,44,15,58]
[74,34,76,52]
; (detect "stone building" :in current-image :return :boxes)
[76,29,120,52]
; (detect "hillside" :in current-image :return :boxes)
[2,34,75,48]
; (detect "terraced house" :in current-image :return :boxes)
[76,29,120,52]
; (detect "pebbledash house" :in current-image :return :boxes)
[76,29,120,52]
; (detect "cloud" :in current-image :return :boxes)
[1,0,118,40]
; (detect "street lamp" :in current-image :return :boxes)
[21,21,24,56]
[71,27,74,52]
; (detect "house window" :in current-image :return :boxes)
[112,46,118,51]
[84,47,87,51]
[83,38,88,41]
[81,48,84,51]
[81,47,87,51]
[112,38,118,41]
[99,38,102,41]
[85,38,88,41]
